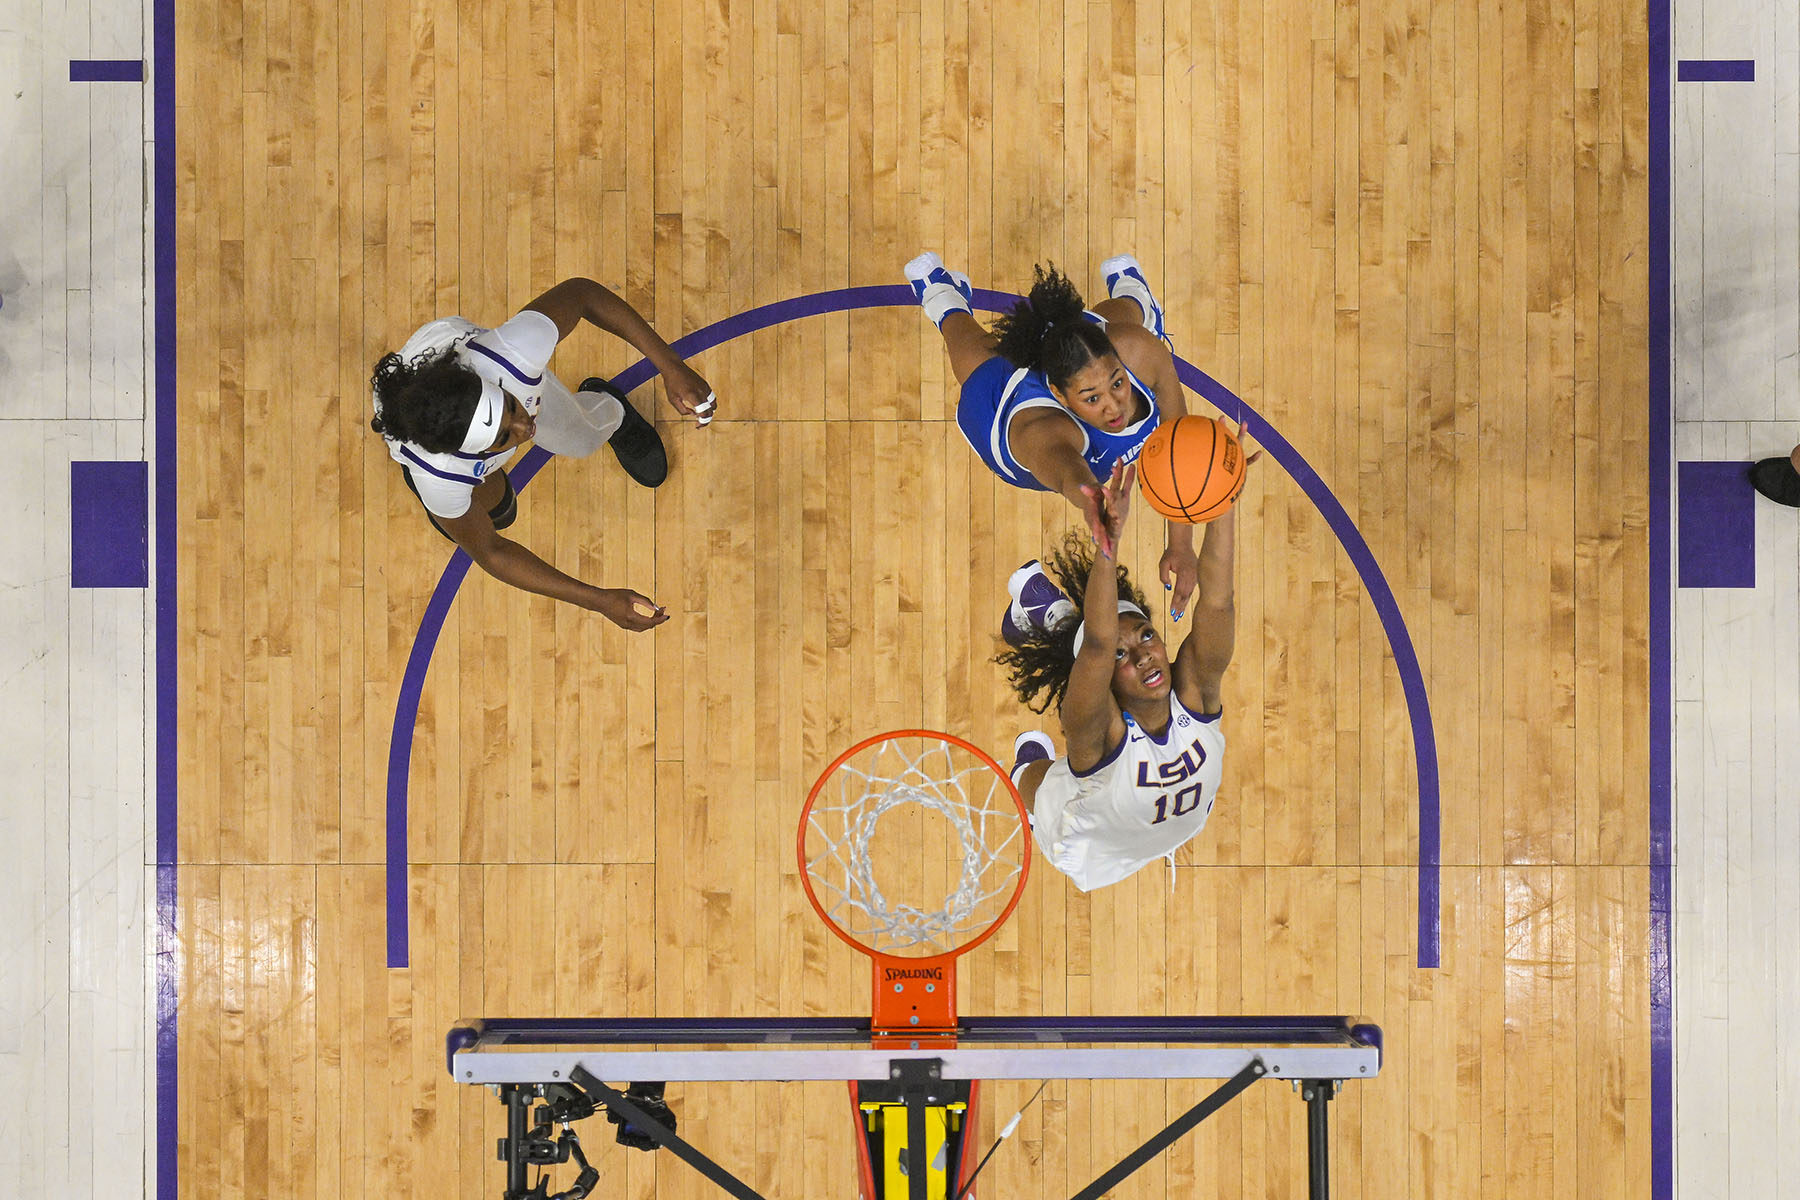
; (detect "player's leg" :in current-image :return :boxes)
[1091,297,1145,327]
[939,311,1002,385]
[906,252,1001,384]
[1097,254,1171,346]
[1009,731,1055,818]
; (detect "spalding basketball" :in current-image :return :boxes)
[1135,415,1246,523]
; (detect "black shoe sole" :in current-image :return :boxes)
[585,377,669,488]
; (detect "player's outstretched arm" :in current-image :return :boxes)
[1108,323,1202,616]
[1059,463,1135,771]
[523,277,714,417]
[1010,415,1121,558]
[1171,421,1258,712]
[437,505,669,632]
[1171,504,1240,716]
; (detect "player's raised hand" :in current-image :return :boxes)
[589,587,670,632]
[1234,416,1263,468]
[1081,461,1136,560]
[1160,542,1198,621]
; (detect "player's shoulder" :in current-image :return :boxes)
[473,309,560,374]
[1009,395,1083,446]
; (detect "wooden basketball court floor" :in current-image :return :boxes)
[150,0,1657,1195]
[162,0,1648,1194]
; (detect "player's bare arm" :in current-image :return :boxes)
[523,278,714,417]
[1169,507,1237,717]
[438,491,669,632]
[1058,463,1136,771]
[1107,322,1202,616]
[1171,423,1257,712]
[1008,409,1119,556]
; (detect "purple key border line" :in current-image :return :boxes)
[152,0,178,1196]
[383,284,1442,970]
[1648,0,1675,1193]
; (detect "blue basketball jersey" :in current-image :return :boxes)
[955,357,1163,493]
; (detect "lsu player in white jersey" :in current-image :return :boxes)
[993,451,1253,891]
[370,277,713,630]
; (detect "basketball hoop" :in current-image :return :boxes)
[798,730,1031,1037]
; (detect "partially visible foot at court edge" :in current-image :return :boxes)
[1749,450,1800,508]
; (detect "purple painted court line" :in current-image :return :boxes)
[382,285,1442,969]
[1175,365,1441,967]
[383,551,474,966]
[1677,59,1754,82]
[152,0,178,1194]
[70,461,149,588]
[69,58,144,82]
[1677,461,1757,588]
[1648,0,1675,1193]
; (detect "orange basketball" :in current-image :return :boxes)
[1135,415,1246,523]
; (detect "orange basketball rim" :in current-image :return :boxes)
[797,729,1031,1040]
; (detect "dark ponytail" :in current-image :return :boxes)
[990,264,1117,391]
[993,529,1153,714]
[369,350,484,454]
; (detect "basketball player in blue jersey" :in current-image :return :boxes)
[904,254,1205,617]
[370,277,713,630]
[992,451,1254,891]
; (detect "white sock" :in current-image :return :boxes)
[919,283,971,328]
[1108,276,1158,327]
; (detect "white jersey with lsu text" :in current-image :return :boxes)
[1030,693,1225,892]
[378,309,562,519]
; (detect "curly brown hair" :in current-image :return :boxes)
[369,349,484,453]
[993,529,1154,714]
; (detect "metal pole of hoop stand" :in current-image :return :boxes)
[501,1085,532,1200]
[1301,1080,1334,1200]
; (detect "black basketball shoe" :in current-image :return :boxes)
[583,377,668,488]
[1749,456,1800,508]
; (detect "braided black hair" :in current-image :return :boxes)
[369,350,484,453]
[989,264,1118,392]
[993,529,1154,714]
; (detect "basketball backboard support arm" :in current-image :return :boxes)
[570,1068,767,1200]
[450,1016,1382,1200]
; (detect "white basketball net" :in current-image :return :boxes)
[803,736,1026,958]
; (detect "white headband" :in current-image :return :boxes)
[1071,602,1147,657]
[458,377,507,453]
